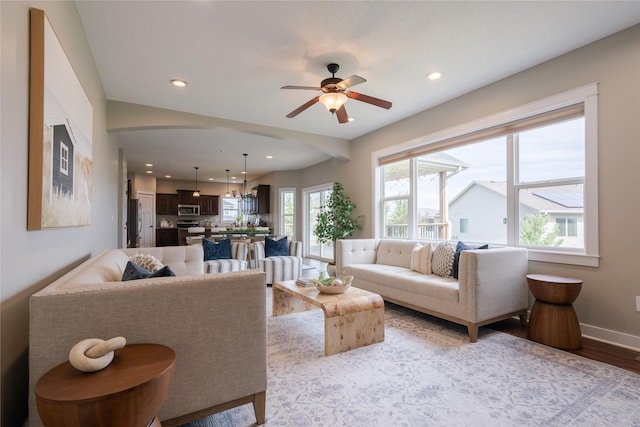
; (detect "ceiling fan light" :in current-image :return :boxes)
[319,92,348,113]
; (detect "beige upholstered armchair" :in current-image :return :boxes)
[253,238,303,285]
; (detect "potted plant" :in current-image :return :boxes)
[314,182,363,269]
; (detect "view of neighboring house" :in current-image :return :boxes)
[449,181,584,248]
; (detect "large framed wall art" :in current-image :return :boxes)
[28,8,93,230]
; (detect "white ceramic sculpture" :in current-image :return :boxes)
[68,336,127,372]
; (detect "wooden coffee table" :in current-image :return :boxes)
[273,280,384,356]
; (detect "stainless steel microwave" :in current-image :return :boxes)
[177,204,200,216]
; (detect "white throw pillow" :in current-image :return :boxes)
[431,242,455,277]
[411,244,432,274]
[129,254,164,273]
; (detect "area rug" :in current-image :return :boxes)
[181,289,639,427]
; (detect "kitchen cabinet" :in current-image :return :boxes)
[199,195,219,216]
[156,193,178,215]
[177,190,200,206]
[156,228,178,247]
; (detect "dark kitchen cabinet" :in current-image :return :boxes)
[156,228,179,247]
[177,190,200,206]
[156,193,178,215]
[200,195,219,215]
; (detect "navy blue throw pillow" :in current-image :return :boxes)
[452,241,488,279]
[122,261,175,281]
[203,238,231,260]
[265,236,289,257]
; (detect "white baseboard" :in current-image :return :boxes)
[580,323,640,353]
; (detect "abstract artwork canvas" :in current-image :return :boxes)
[28,8,93,230]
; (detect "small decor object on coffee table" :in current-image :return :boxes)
[312,273,353,294]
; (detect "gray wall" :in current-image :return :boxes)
[334,25,640,347]
[1,2,117,425]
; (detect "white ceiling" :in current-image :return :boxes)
[75,1,640,182]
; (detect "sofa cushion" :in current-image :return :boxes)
[203,238,231,260]
[122,261,176,281]
[345,264,459,302]
[411,243,432,274]
[265,236,289,257]
[431,242,455,277]
[452,241,488,279]
[128,253,163,273]
[376,240,419,269]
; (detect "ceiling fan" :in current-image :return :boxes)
[281,63,392,123]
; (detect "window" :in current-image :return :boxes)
[375,84,599,266]
[280,188,296,239]
[60,142,69,175]
[221,197,240,223]
[303,183,333,261]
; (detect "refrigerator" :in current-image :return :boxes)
[128,199,142,248]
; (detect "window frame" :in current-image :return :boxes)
[373,83,599,267]
[302,182,334,262]
[279,187,296,240]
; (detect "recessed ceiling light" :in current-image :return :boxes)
[208,178,214,181]
[348,117,355,122]
[165,175,171,178]
[266,155,273,159]
[427,71,442,80]
[170,79,187,87]
[146,170,153,174]
[145,163,153,167]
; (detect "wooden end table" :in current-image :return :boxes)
[273,280,384,356]
[35,343,175,427]
[527,274,583,350]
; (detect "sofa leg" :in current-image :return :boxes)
[519,310,528,326]
[467,325,478,342]
[253,390,266,425]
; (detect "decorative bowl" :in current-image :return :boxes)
[312,275,353,294]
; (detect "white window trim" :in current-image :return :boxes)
[372,83,599,267]
[60,141,69,175]
[279,187,296,240]
[303,182,333,261]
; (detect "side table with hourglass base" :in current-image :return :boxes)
[526,274,583,350]
[35,343,175,427]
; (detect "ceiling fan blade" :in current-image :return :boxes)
[337,75,366,90]
[336,105,349,124]
[281,85,322,91]
[346,91,392,109]
[286,96,320,118]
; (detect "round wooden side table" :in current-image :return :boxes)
[526,274,583,350]
[35,343,175,427]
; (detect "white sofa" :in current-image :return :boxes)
[336,239,528,342]
[29,245,266,427]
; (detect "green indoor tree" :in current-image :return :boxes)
[314,182,363,263]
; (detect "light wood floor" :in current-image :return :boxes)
[490,318,640,375]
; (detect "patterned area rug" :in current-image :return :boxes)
[182,289,639,427]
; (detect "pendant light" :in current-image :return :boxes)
[192,167,200,197]
[242,153,248,197]
[225,169,231,197]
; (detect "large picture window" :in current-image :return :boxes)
[376,84,598,266]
